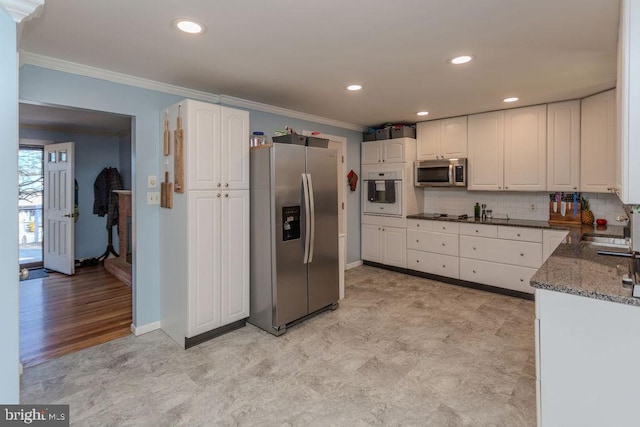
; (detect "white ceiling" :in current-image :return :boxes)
[18,0,621,128]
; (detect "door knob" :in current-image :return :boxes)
[63,213,76,218]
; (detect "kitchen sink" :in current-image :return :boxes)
[582,235,630,249]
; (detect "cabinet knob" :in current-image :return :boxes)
[225,193,229,198]
[382,159,385,162]
[416,260,420,263]
[378,228,381,231]
[520,278,524,282]
[498,186,501,190]
[505,186,508,190]
[442,264,446,268]
[417,224,420,227]
[475,230,479,233]
[473,247,476,250]
[517,233,521,237]
[382,228,385,231]
[216,193,221,198]
[573,187,577,190]
[225,183,229,188]
[441,242,445,246]
[217,183,221,188]
[442,226,446,230]
[520,253,524,257]
[473,269,476,274]
[416,239,419,243]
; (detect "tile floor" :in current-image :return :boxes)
[21,265,536,426]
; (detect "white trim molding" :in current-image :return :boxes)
[131,321,161,336]
[19,52,365,132]
[0,0,44,23]
[220,95,364,132]
[346,260,363,270]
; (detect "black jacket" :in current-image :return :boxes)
[93,167,123,228]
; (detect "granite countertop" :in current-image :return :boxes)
[531,240,639,306]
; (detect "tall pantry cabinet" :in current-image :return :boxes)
[160,99,250,348]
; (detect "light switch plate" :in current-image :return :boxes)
[148,175,157,188]
[147,192,160,205]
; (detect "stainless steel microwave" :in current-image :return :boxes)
[414,159,467,187]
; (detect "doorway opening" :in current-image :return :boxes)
[19,102,134,367]
[19,145,44,268]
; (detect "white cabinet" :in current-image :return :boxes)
[536,289,640,426]
[405,220,460,278]
[160,99,250,348]
[361,138,415,164]
[416,116,468,160]
[542,229,569,262]
[581,89,617,193]
[468,111,505,190]
[503,105,547,191]
[361,223,406,268]
[469,106,546,192]
[547,101,580,191]
[183,100,250,191]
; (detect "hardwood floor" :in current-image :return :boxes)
[20,264,132,368]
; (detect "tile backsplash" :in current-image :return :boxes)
[422,189,628,224]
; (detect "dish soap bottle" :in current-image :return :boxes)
[474,203,480,220]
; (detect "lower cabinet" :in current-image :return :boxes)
[536,289,640,426]
[459,258,537,294]
[362,223,406,268]
[407,249,459,278]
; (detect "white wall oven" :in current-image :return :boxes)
[362,167,403,217]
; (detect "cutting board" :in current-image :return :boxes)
[160,171,173,209]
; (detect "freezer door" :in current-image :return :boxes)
[306,147,340,312]
[273,144,309,326]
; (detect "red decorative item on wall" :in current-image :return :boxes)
[347,169,358,191]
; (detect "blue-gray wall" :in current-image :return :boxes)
[20,128,132,259]
[1,8,19,403]
[19,64,363,335]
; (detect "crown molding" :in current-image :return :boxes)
[219,95,365,132]
[20,52,365,132]
[20,52,221,104]
[0,0,44,23]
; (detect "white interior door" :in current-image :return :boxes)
[44,142,75,275]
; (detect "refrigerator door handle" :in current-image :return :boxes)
[302,173,311,264]
[307,173,315,263]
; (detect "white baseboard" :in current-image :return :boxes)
[346,260,363,270]
[131,321,161,336]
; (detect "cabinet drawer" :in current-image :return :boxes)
[498,226,542,242]
[431,221,459,234]
[407,230,459,256]
[460,235,542,268]
[459,223,498,238]
[460,258,536,294]
[407,219,431,231]
[407,250,459,279]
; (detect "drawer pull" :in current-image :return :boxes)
[416,239,419,243]
[475,229,479,233]
[442,226,446,230]
[416,260,420,263]
[473,246,476,250]
[517,233,521,237]
[520,253,524,257]
[417,224,420,227]
[472,269,476,274]
[520,278,524,282]
[442,264,446,268]
[441,242,445,246]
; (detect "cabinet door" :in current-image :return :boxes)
[440,116,468,159]
[416,121,440,160]
[361,224,382,262]
[504,105,547,191]
[382,139,406,163]
[361,141,382,165]
[186,100,221,191]
[468,111,504,190]
[221,107,250,190]
[382,226,406,267]
[547,101,580,191]
[581,89,616,193]
[221,190,250,325]
[187,191,222,337]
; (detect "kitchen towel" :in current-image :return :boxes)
[347,169,358,191]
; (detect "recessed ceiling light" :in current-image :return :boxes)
[346,84,363,91]
[417,111,429,116]
[450,55,473,65]
[503,97,519,103]
[173,18,205,34]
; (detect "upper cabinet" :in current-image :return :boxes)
[580,89,616,193]
[361,138,415,164]
[416,116,468,160]
[617,0,640,204]
[468,111,505,191]
[547,100,580,191]
[183,100,250,191]
[468,106,546,191]
[503,105,547,191]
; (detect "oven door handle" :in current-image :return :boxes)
[448,164,454,185]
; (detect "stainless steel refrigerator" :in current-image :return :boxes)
[249,143,339,335]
